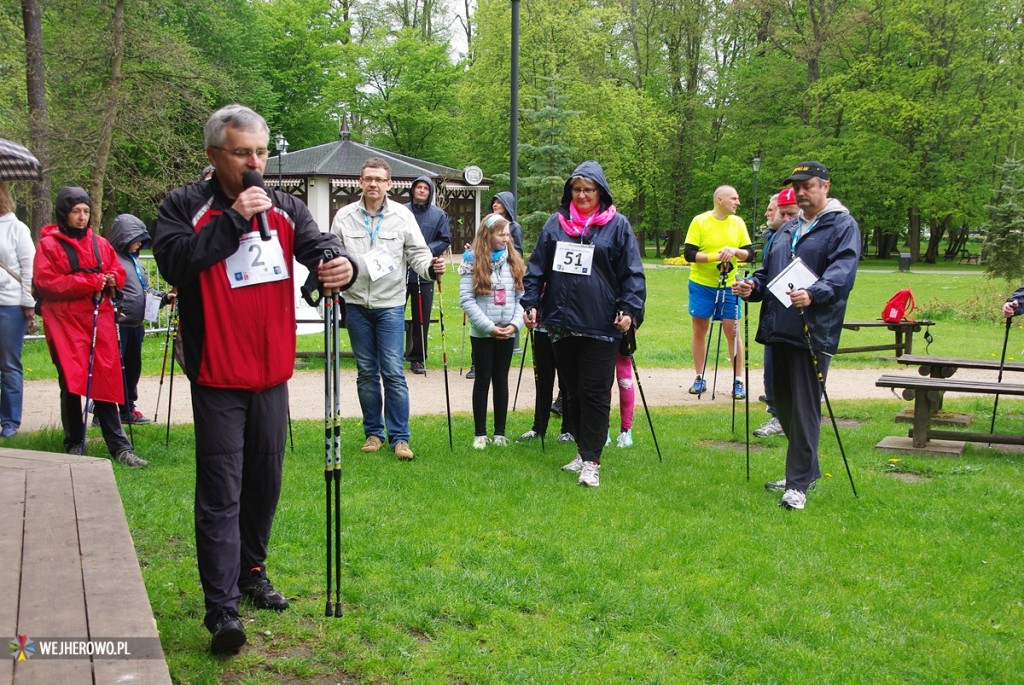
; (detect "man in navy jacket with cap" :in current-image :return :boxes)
[733,161,860,511]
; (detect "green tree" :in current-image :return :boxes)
[982,159,1024,285]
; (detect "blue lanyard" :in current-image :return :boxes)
[361,208,385,246]
[790,217,819,254]
[129,254,147,287]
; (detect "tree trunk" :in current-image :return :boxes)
[908,205,920,261]
[21,0,50,239]
[89,0,126,232]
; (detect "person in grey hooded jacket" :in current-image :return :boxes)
[405,176,451,374]
[107,214,175,424]
[491,191,523,256]
[733,161,860,511]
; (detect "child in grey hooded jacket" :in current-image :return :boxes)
[459,214,525,448]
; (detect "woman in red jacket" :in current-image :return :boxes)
[33,187,146,466]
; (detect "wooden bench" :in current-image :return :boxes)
[0,448,171,684]
[895,355,1024,415]
[958,249,980,265]
[875,375,1024,452]
[837,319,935,357]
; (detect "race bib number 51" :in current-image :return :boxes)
[553,241,595,276]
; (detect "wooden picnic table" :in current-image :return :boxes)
[836,319,935,357]
[0,448,171,685]
[896,354,1024,414]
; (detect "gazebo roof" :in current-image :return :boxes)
[266,121,485,183]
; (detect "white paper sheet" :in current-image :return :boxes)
[766,256,819,308]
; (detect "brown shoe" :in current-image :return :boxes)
[361,435,383,453]
[393,441,414,460]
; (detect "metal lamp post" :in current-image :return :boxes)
[274,132,289,191]
[752,154,761,264]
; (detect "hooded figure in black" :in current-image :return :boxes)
[490,191,523,255]
[404,176,452,373]
[107,214,175,423]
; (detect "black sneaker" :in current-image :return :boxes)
[410,361,426,375]
[207,607,246,655]
[465,365,476,379]
[239,566,289,611]
[551,394,563,416]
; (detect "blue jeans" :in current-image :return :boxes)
[346,304,410,445]
[0,306,26,430]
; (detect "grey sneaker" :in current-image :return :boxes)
[780,489,806,510]
[517,429,540,443]
[557,432,575,444]
[753,417,784,437]
[115,449,148,467]
[561,455,584,472]
[578,461,600,487]
[492,435,510,446]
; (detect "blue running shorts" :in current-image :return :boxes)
[688,280,742,321]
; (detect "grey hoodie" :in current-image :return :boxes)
[107,213,165,326]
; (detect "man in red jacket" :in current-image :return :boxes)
[33,186,145,466]
[153,105,356,655]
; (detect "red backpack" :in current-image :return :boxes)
[881,288,916,323]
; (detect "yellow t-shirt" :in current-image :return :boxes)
[683,211,752,287]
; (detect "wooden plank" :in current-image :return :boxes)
[875,436,967,456]
[16,465,92,684]
[876,375,1024,396]
[71,462,172,684]
[0,471,25,685]
[0,449,104,470]
[897,355,1024,374]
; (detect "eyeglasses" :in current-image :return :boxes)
[571,187,598,195]
[211,146,269,159]
[360,176,391,185]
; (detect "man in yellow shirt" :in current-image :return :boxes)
[683,185,754,398]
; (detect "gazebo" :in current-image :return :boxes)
[265,118,492,247]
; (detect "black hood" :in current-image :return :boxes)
[559,161,613,213]
[55,186,93,238]
[491,191,518,223]
[108,213,151,253]
[409,175,436,211]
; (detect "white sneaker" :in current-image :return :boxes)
[605,432,612,446]
[578,461,600,487]
[753,417,784,437]
[780,489,806,510]
[492,435,510,446]
[764,478,787,492]
[472,436,488,450]
[616,429,633,448]
[557,432,575,444]
[561,455,584,472]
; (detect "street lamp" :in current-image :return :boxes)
[752,154,761,265]
[274,132,289,192]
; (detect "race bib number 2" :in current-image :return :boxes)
[224,231,289,289]
[553,241,595,276]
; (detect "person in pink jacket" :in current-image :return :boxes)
[33,187,146,466]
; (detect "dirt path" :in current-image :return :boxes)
[16,363,1003,434]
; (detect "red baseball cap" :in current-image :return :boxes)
[777,187,797,206]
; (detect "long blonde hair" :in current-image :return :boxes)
[0,182,14,216]
[472,213,524,295]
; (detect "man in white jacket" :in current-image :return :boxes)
[331,158,444,460]
[0,182,36,438]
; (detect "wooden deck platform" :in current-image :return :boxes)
[0,447,171,685]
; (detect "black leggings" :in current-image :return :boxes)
[470,336,515,437]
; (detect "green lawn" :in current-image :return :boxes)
[8,398,1024,683]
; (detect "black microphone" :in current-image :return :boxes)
[241,169,272,241]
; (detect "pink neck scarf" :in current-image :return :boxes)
[558,200,617,238]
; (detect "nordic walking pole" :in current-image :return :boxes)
[322,283,334,617]
[989,315,1013,440]
[416,285,428,376]
[743,271,750,480]
[81,290,103,453]
[698,268,728,399]
[331,289,343,617]
[459,310,467,375]
[731,289,740,432]
[711,274,727,400]
[112,299,134,445]
[527,329,546,452]
[512,337,528,411]
[165,311,178,447]
[630,354,663,462]
[153,300,175,422]
[791,283,857,497]
[436,279,454,450]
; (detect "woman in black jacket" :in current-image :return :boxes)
[521,161,646,488]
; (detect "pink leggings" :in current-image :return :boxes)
[614,354,635,431]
